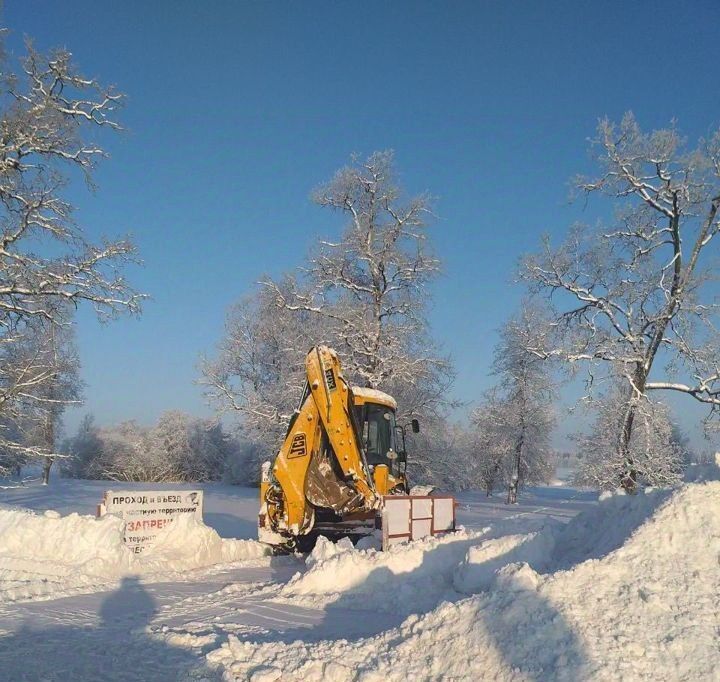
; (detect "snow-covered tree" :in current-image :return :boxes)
[574,389,682,490]
[202,152,455,485]
[0,317,81,479]
[469,304,556,502]
[26,321,80,484]
[0,33,143,469]
[522,114,720,491]
[468,388,515,496]
[82,420,149,482]
[670,423,694,469]
[264,151,446,391]
[199,285,325,479]
[0,419,24,477]
[63,412,241,483]
[496,304,556,502]
[60,414,101,479]
[148,411,233,482]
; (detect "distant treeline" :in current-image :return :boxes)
[61,412,256,485]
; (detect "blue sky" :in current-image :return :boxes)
[5,1,720,446]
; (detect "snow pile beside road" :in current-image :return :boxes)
[0,508,132,602]
[684,451,720,483]
[139,513,268,571]
[281,528,489,615]
[539,480,720,679]
[0,507,269,602]
[210,481,720,681]
[453,524,558,593]
[549,486,673,569]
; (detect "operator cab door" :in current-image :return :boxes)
[355,403,399,476]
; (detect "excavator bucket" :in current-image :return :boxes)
[304,439,366,514]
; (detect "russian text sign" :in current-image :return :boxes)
[98,490,203,553]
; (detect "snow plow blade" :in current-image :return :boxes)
[377,494,456,550]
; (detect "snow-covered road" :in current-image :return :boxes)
[0,559,361,681]
[0,480,598,680]
[7,477,716,681]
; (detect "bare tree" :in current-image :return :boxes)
[522,113,720,491]
[203,152,455,485]
[0,34,143,466]
[471,303,556,503]
[0,316,81,478]
[469,388,515,496]
[29,320,81,484]
[0,39,143,324]
[264,151,451,404]
[573,389,682,490]
[199,284,326,476]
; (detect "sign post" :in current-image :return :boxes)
[98,490,204,553]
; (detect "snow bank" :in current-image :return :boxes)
[209,480,720,681]
[548,486,673,570]
[281,528,489,615]
[139,514,268,571]
[455,486,679,593]
[684,451,720,483]
[0,508,132,601]
[0,507,270,602]
[453,524,558,593]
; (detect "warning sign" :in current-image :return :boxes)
[97,490,204,554]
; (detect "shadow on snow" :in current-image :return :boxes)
[0,576,219,682]
[228,487,671,680]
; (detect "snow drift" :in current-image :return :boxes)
[140,514,268,570]
[281,528,489,615]
[209,480,720,681]
[0,507,269,602]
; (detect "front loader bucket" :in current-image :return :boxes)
[377,495,456,551]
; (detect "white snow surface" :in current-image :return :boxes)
[1,472,718,680]
[0,504,269,602]
[350,385,397,409]
[209,481,720,681]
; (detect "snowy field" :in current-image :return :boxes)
[0,472,717,681]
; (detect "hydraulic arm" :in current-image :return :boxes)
[259,346,379,546]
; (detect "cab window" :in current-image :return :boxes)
[363,404,397,468]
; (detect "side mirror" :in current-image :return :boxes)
[397,451,407,463]
[411,418,420,434]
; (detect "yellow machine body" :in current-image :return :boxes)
[258,345,409,550]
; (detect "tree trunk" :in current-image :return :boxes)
[42,404,56,486]
[617,367,648,494]
[507,425,524,504]
[507,475,518,504]
[42,458,54,485]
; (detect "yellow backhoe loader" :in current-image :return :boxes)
[258,345,455,551]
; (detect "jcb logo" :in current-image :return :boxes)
[289,433,307,458]
[324,368,337,391]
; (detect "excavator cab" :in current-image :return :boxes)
[352,387,409,496]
